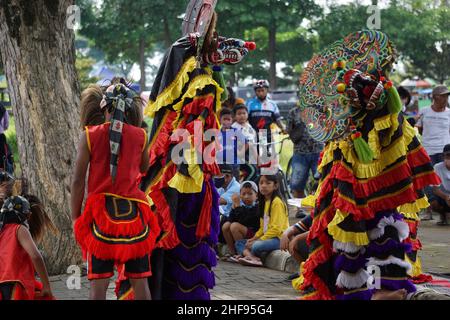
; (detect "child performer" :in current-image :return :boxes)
[71,83,160,300]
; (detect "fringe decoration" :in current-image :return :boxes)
[333,240,365,254]
[366,238,412,257]
[328,210,370,246]
[334,253,368,274]
[165,258,216,290]
[352,134,374,163]
[367,255,412,273]
[336,269,370,289]
[74,194,160,263]
[368,216,410,241]
[386,85,403,115]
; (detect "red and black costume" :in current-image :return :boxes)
[74,122,160,279]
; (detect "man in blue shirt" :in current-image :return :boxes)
[216,164,241,218]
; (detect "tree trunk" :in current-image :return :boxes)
[0,0,82,274]
[139,36,146,92]
[268,24,277,89]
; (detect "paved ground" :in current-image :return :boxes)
[51,260,297,300]
[50,214,448,300]
[418,219,450,276]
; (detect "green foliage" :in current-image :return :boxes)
[312,1,450,83]
[75,53,99,91]
[5,115,20,174]
[75,0,449,88]
[76,0,186,88]
[216,0,322,87]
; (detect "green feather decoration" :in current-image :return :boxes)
[387,85,402,115]
[212,66,228,102]
[353,134,374,163]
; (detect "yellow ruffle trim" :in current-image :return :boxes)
[327,210,370,246]
[168,143,204,193]
[319,119,416,179]
[398,197,429,218]
[144,56,197,118]
[405,254,423,277]
[292,262,305,292]
[302,195,316,207]
[170,73,223,131]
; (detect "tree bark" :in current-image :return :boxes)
[139,35,146,92]
[0,0,81,274]
[268,24,277,89]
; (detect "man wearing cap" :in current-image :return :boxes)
[429,144,450,226]
[215,164,242,245]
[215,164,241,219]
[416,84,450,165]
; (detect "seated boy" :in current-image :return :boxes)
[221,181,259,260]
[429,144,450,225]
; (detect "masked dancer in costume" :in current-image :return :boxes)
[116,0,255,300]
[293,30,440,300]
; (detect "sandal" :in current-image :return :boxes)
[227,255,241,263]
[238,257,263,267]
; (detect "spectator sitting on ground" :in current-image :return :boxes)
[429,144,450,226]
[216,164,241,244]
[235,174,289,267]
[221,181,260,262]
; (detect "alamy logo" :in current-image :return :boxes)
[66,265,81,290]
[366,5,381,30]
[66,5,81,30]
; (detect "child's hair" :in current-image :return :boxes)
[232,103,248,116]
[257,173,287,218]
[23,194,57,243]
[219,108,233,119]
[80,84,105,128]
[80,78,144,128]
[0,178,57,242]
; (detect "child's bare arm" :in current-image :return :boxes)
[71,132,90,221]
[17,226,52,296]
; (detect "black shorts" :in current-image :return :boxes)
[87,253,151,280]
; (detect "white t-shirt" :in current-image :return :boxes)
[416,107,450,156]
[232,121,257,144]
[434,162,450,192]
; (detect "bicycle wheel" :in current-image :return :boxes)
[278,169,292,200]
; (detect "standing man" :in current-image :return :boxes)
[416,85,450,165]
[416,84,450,220]
[286,107,323,199]
[246,80,286,159]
